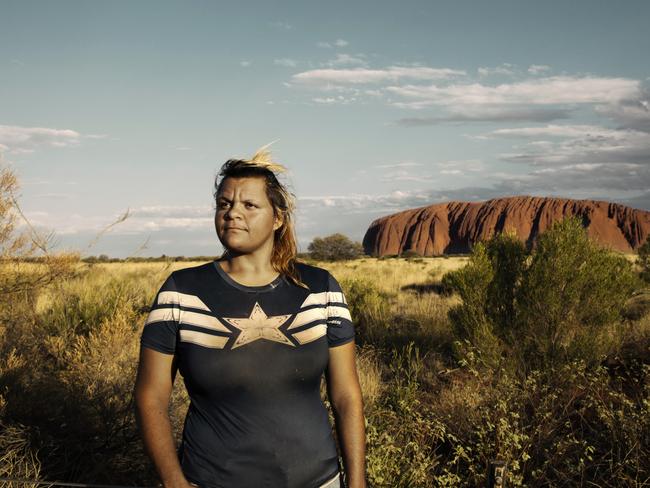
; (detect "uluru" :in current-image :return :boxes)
[362,196,650,256]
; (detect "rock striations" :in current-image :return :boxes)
[362,196,650,256]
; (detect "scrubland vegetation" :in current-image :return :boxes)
[1,166,648,486]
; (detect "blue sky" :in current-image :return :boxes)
[2,0,649,257]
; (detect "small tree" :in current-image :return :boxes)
[517,217,638,369]
[0,166,77,303]
[308,233,364,261]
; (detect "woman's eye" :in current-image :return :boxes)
[218,202,230,209]
[245,202,256,208]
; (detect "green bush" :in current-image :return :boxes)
[442,217,639,374]
[400,250,421,259]
[339,278,390,346]
[308,233,364,261]
[637,234,650,283]
[517,218,638,370]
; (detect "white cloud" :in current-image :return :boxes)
[318,39,349,48]
[395,106,572,123]
[380,169,434,182]
[375,161,423,169]
[141,217,213,231]
[25,204,216,236]
[493,162,650,193]
[486,124,622,139]
[324,53,367,68]
[312,97,338,104]
[596,94,650,132]
[292,66,466,86]
[298,185,536,220]
[528,64,551,75]
[387,76,640,106]
[478,63,516,77]
[290,63,646,130]
[435,160,484,174]
[312,95,356,104]
[133,204,212,218]
[240,60,251,67]
[299,190,434,213]
[0,125,82,154]
[487,124,650,168]
[274,58,298,67]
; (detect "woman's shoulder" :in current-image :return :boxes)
[165,261,216,287]
[294,261,333,290]
[294,260,330,277]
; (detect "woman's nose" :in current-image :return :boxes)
[225,203,242,220]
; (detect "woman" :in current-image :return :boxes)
[134,147,366,488]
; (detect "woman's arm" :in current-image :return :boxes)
[134,347,193,488]
[326,341,367,488]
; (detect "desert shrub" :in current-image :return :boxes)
[441,237,502,369]
[442,217,639,374]
[308,233,364,261]
[637,234,650,283]
[366,343,444,487]
[342,278,389,321]
[354,346,384,409]
[36,269,153,338]
[0,421,42,488]
[400,250,422,259]
[0,166,80,485]
[0,164,178,486]
[0,269,189,486]
[378,254,400,260]
[426,359,650,487]
[339,278,391,346]
[517,218,639,370]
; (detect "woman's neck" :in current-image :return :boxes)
[218,252,279,287]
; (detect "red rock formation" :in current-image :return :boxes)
[362,196,650,256]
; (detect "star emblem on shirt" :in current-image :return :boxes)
[222,302,294,349]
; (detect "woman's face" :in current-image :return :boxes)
[215,176,282,257]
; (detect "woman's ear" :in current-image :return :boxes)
[273,212,284,231]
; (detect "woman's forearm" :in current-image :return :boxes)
[333,397,367,488]
[135,397,189,488]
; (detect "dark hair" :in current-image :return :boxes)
[213,147,304,287]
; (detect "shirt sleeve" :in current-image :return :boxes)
[326,272,355,348]
[140,273,181,355]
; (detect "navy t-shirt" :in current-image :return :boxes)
[139,261,355,488]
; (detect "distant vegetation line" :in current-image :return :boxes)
[6,252,474,264]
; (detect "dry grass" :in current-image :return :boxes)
[313,256,468,293]
[1,255,648,487]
